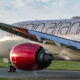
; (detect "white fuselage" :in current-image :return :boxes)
[0,19,80,58]
[0,30,33,58]
[13,19,80,42]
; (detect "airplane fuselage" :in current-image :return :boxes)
[13,19,80,42]
[0,18,80,60]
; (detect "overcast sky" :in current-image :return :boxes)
[0,0,80,24]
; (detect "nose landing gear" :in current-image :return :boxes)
[8,65,16,72]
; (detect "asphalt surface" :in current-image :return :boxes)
[0,68,80,80]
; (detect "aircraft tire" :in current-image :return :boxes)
[8,66,16,72]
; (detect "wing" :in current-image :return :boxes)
[0,23,38,41]
[28,30,80,50]
[0,23,80,50]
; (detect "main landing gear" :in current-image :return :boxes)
[8,65,16,72]
[8,59,16,72]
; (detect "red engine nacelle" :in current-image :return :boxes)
[10,43,53,71]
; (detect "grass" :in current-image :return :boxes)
[0,59,80,80]
[46,60,80,71]
[0,58,8,68]
[0,58,80,71]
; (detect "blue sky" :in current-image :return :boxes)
[0,0,80,24]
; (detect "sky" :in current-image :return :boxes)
[0,0,80,24]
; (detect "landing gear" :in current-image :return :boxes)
[8,65,16,72]
[8,59,16,72]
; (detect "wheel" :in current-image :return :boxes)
[12,67,16,72]
[8,66,16,72]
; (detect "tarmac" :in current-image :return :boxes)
[0,68,80,80]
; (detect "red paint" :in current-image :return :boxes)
[13,27,37,39]
[10,43,42,71]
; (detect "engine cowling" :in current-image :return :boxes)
[10,43,53,71]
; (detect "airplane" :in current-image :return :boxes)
[0,16,80,72]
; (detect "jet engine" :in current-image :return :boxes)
[10,43,53,71]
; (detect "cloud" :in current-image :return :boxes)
[24,0,34,4]
[15,0,24,7]
[38,0,52,4]
[24,0,52,4]
[52,2,63,7]
[0,0,80,24]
